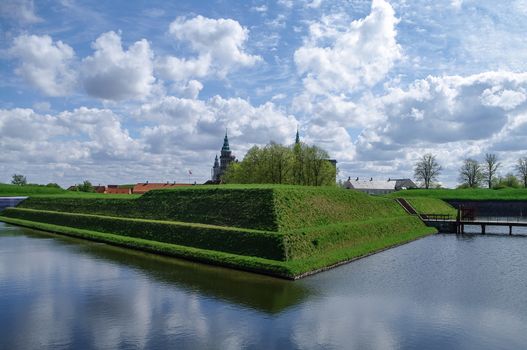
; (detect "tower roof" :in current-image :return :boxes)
[295,127,300,144]
[222,130,230,151]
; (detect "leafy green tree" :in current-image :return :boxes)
[224,142,336,186]
[11,174,27,186]
[517,157,527,188]
[77,180,95,192]
[46,183,62,189]
[494,173,520,189]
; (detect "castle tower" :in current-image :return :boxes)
[211,130,236,182]
[295,127,300,144]
[211,154,220,181]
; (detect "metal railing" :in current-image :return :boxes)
[421,214,453,221]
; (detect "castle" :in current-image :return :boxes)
[210,128,337,183]
[211,131,236,182]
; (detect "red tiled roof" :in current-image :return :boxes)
[94,186,106,194]
[132,183,192,194]
[106,187,132,195]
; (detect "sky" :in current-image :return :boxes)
[1,0,527,187]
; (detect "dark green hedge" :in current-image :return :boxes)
[18,187,278,231]
[18,186,410,232]
[2,208,286,260]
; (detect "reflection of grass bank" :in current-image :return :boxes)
[14,224,309,314]
[0,185,435,279]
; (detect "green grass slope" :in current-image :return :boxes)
[0,183,140,198]
[18,185,408,231]
[401,197,457,216]
[387,188,527,201]
[0,183,67,196]
[1,185,436,278]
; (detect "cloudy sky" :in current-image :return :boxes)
[1,0,527,187]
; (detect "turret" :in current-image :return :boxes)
[222,130,230,151]
[295,128,300,144]
[213,154,219,168]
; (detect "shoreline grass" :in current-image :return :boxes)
[0,215,435,279]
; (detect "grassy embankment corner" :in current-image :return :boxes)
[386,188,527,217]
[0,184,436,279]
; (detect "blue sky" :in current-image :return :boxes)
[1,0,527,187]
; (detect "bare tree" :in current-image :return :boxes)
[517,157,527,188]
[414,153,441,189]
[483,153,500,189]
[459,158,483,188]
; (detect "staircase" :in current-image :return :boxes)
[395,198,418,215]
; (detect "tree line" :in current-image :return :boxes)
[414,154,527,189]
[224,142,337,186]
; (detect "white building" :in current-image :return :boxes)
[344,177,413,195]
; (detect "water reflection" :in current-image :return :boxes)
[2,223,527,349]
[3,225,310,314]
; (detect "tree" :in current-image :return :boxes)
[459,158,483,188]
[494,173,520,189]
[11,174,27,186]
[483,153,500,189]
[223,141,336,186]
[517,157,527,188]
[45,183,62,189]
[77,180,95,192]
[414,154,441,189]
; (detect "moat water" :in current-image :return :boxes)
[1,221,527,349]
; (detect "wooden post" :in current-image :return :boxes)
[481,224,485,235]
[509,225,512,235]
[456,207,461,234]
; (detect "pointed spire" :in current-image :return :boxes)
[222,129,230,151]
[213,154,219,167]
[295,126,300,144]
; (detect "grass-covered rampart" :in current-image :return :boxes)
[0,183,67,196]
[400,197,457,216]
[1,185,436,278]
[1,208,286,260]
[387,188,527,201]
[17,185,408,231]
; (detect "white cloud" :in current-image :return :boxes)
[157,16,261,81]
[138,95,298,155]
[81,31,155,100]
[251,5,268,13]
[0,107,140,166]
[9,34,76,96]
[0,0,42,24]
[170,79,204,99]
[347,71,527,185]
[306,0,323,9]
[294,0,402,96]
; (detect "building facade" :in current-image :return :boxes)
[211,131,236,182]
